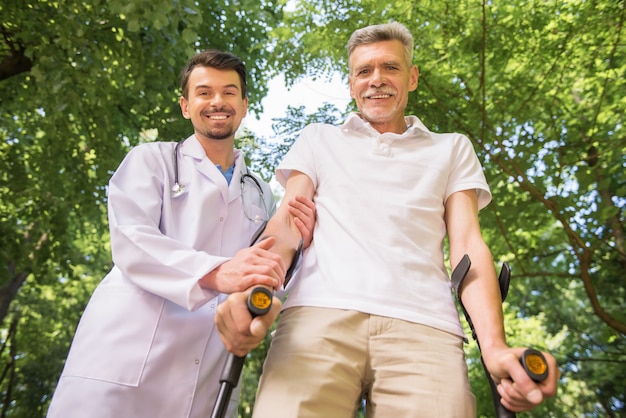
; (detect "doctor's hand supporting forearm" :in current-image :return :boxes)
[288,195,316,249]
[198,237,287,294]
[198,193,315,294]
[215,172,315,354]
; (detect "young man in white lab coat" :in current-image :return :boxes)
[47,49,314,418]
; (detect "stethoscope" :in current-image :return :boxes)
[171,140,269,232]
[171,140,186,195]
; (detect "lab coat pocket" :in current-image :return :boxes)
[62,284,164,387]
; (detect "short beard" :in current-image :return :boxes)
[202,127,234,141]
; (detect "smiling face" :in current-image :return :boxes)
[179,66,248,143]
[349,39,419,134]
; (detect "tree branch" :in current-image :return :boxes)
[0,46,32,82]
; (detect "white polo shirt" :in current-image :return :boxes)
[277,113,491,337]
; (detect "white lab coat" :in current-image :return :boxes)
[47,136,275,418]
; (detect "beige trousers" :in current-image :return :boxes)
[252,307,475,418]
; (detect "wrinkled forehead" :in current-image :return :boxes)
[349,40,408,72]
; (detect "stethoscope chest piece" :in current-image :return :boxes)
[171,182,185,195]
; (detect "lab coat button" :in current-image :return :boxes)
[195,359,200,364]
[219,217,224,222]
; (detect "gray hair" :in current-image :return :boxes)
[347,22,414,70]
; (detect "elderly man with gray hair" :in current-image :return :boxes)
[216,22,558,417]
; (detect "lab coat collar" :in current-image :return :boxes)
[179,135,246,179]
[178,135,247,204]
[179,135,244,172]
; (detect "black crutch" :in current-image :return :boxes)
[210,234,303,418]
[210,286,273,418]
[451,254,549,418]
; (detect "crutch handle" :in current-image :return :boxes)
[210,287,274,418]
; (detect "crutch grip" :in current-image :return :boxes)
[210,287,274,418]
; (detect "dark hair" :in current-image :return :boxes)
[179,49,248,99]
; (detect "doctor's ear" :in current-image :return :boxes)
[180,96,191,119]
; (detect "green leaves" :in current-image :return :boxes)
[1,0,625,416]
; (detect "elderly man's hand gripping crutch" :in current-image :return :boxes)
[452,254,559,417]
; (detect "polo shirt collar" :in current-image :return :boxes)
[342,112,431,138]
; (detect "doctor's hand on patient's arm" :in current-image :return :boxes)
[215,288,282,356]
[288,195,316,248]
[198,236,286,294]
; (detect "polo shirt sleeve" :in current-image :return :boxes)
[276,124,320,188]
[445,134,492,210]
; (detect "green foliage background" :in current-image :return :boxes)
[1,0,624,417]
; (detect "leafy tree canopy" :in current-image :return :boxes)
[1,0,624,417]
